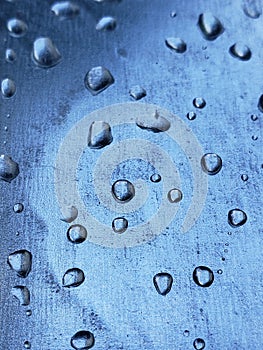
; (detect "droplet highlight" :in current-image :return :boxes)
[67,224,87,244]
[0,155,19,182]
[11,286,30,306]
[228,209,247,227]
[33,37,62,68]
[84,66,114,95]
[129,85,147,100]
[153,272,173,296]
[165,37,187,53]
[62,268,85,288]
[201,153,222,175]
[112,217,128,234]
[7,18,28,38]
[229,43,251,61]
[198,12,224,40]
[136,110,170,133]
[87,121,113,149]
[96,16,116,31]
[71,330,95,349]
[8,250,32,278]
[1,78,16,98]
[193,266,214,287]
[51,1,80,20]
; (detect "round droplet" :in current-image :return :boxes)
[229,43,251,61]
[201,153,222,175]
[167,188,183,203]
[112,217,128,234]
[228,209,247,227]
[241,174,248,181]
[258,94,263,113]
[193,266,214,287]
[84,66,114,95]
[33,37,62,68]
[26,309,32,316]
[62,268,85,288]
[129,85,147,100]
[5,48,17,63]
[252,135,258,141]
[193,338,205,350]
[251,114,258,121]
[71,330,95,349]
[13,203,24,213]
[198,12,224,40]
[217,269,223,274]
[67,224,87,244]
[61,205,78,223]
[1,78,16,98]
[0,155,19,182]
[24,341,31,349]
[193,97,206,109]
[51,1,80,20]
[8,250,32,278]
[88,121,113,149]
[165,37,187,53]
[153,272,173,296]
[96,16,116,31]
[242,0,262,19]
[183,330,190,337]
[7,18,28,38]
[187,111,196,120]
[112,179,135,203]
[11,286,30,306]
[150,173,161,183]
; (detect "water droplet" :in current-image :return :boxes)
[0,155,19,183]
[8,250,32,278]
[61,205,78,223]
[11,286,30,306]
[67,224,87,244]
[71,330,95,349]
[193,338,206,350]
[150,173,161,183]
[165,37,187,53]
[167,188,183,203]
[186,111,196,120]
[33,37,62,68]
[229,43,251,61]
[217,269,223,274]
[87,121,113,149]
[136,110,170,133]
[170,11,177,18]
[16,231,20,236]
[5,48,17,63]
[251,114,258,121]
[112,180,135,203]
[96,16,116,31]
[201,153,222,175]
[1,78,16,98]
[62,268,85,288]
[228,209,247,227]
[153,272,173,296]
[183,330,190,337]
[129,85,147,100]
[26,309,32,316]
[24,341,31,349]
[193,97,206,109]
[258,94,263,113]
[84,66,114,95]
[7,18,28,38]
[241,174,248,181]
[242,0,262,19]
[198,12,224,40]
[252,135,258,141]
[112,217,128,234]
[13,203,24,213]
[51,1,80,20]
[193,266,214,287]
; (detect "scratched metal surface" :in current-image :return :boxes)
[0,0,263,349]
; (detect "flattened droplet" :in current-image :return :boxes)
[62,268,85,287]
[193,266,214,287]
[228,209,247,227]
[51,1,80,19]
[167,189,183,203]
[165,37,187,53]
[242,0,262,18]
[33,37,62,68]
[84,66,114,95]
[193,338,206,350]
[5,48,17,63]
[96,16,116,31]
[8,250,32,278]
[0,155,19,182]
[136,110,170,133]
[88,121,113,149]
[198,12,224,40]
[201,153,222,175]
[112,217,128,234]
[129,85,146,100]
[229,43,251,61]
[61,205,78,223]
[71,330,95,349]
[153,272,173,296]
[67,224,87,243]
[112,180,135,203]
[11,286,30,306]
[258,94,263,113]
[7,18,28,38]
[1,78,16,98]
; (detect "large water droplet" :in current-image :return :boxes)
[67,224,87,244]
[136,110,170,133]
[167,189,183,203]
[51,1,80,20]
[193,266,214,287]
[1,78,16,98]
[11,286,30,306]
[242,0,262,18]
[13,203,24,213]
[87,121,113,149]
[198,12,224,40]
[71,330,95,349]
[193,338,206,350]
[258,94,263,113]
[229,42,251,61]
[201,153,222,175]
[0,155,19,182]
[61,205,78,223]
[7,18,28,38]
[228,209,247,227]
[33,37,62,68]
[112,180,135,203]
[24,341,31,349]
[112,217,128,234]
[193,97,206,109]
[129,85,147,100]
[165,37,187,53]
[8,250,32,278]
[5,48,17,63]
[84,66,114,95]
[96,16,116,31]
[153,272,173,296]
[62,268,85,287]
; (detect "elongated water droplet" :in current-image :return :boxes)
[112,180,135,203]
[229,42,251,61]
[33,37,62,68]
[96,16,116,31]
[0,155,19,182]
[13,203,24,213]
[1,78,16,98]
[67,224,87,243]
[228,209,247,227]
[24,341,31,349]
[136,110,170,133]
[153,272,173,296]
[186,111,196,120]
[201,153,222,175]
[112,217,128,233]
[129,85,146,100]
[242,0,262,18]
[87,121,113,149]
[193,338,206,350]
[168,189,183,203]
[5,48,17,63]
[258,94,263,113]
[165,37,187,53]
[193,266,214,287]
[51,1,80,19]
[84,66,114,95]
[71,330,95,349]
[62,268,85,287]
[61,205,78,223]
[150,173,161,183]
[193,97,206,109]
[11,286,30,306]
[7,18,28,37]
[8,250,32,278]
[198,12,224,40]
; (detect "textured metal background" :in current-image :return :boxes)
[0,0,262,349]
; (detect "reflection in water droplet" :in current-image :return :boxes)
[112,217,128,234]
[193,97,206,109]
[187,111,196,120]
[153,272,173,296]
[61,205,78,223]
[26,309,32,316]
[87,121,113,149]
[5,48,17,63]
[136,110,170,133]
[129,85,146,100]
[8,250,32,278]
[11,285,30,306]
[71,330,95,349]
[51,1,80,20]
[67,224,87,244]
[258,94,263,113]
[241,174,248,181]
[62,268,85,287]
[198,12,224,40]
[183,330,190,337]
[112,180,135,203]
[193,338,206,350]
[33,37,62,68]
[217,269,223,274]
[84,66,114,95]
[24,341,31,349]
[13,203,24,213]
[229,43,251,61]
[96,16,116,31]
[228,209,247,227]
[165,37,187,53]
[1,78,16,98]
[167,189,183,203]
[0,155,19,182]
[252,135,258,140]
[7,18,28,37]
[193,266,214,287]
[242,0,262,18]
[201,153,222,175]
[150,173,161,183]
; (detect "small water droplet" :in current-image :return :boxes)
[4,126,8,131]
[153,272,173,296]
[16,231,20,236]
[193,97,206,109]
[87,121,113,149]
[33,37,62,68]
[62,268,85,288]
[183,330,190,337]
[150,173,161,183]
[61,205,78,223]
[112,180,135,203]
[0,155,19,182]
[8,250,32,278]
[26,309,32,316]
[5,48,17,63]
[136,110,170,133]
[229,43,251,61]
[251,114,258,121]
[13,203,24,213]
[71,330,95,349]
[242,0,262,18]
[84,66,114,95]
[165,37,187,53]
[252,135,258,141]
[228,209,247,227]
[51,1,80,20]
[112,217,128,234]
[198,12,224,40]
[170,11,177,18]
[186,111,196,120]
[167,188,183,203]
[217,269,223,274]
[241,174,248,181]
[67,224,87,244]
[1,78,16,98]
[11,286,30,306]
[129,85,147,100]
[193,266,214,287]
[201,153,222,175]
[258,94,263,113]
[96,16,116,31]
[7,18,28,38]
[24,341,31,349]
[193,338,206,350]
